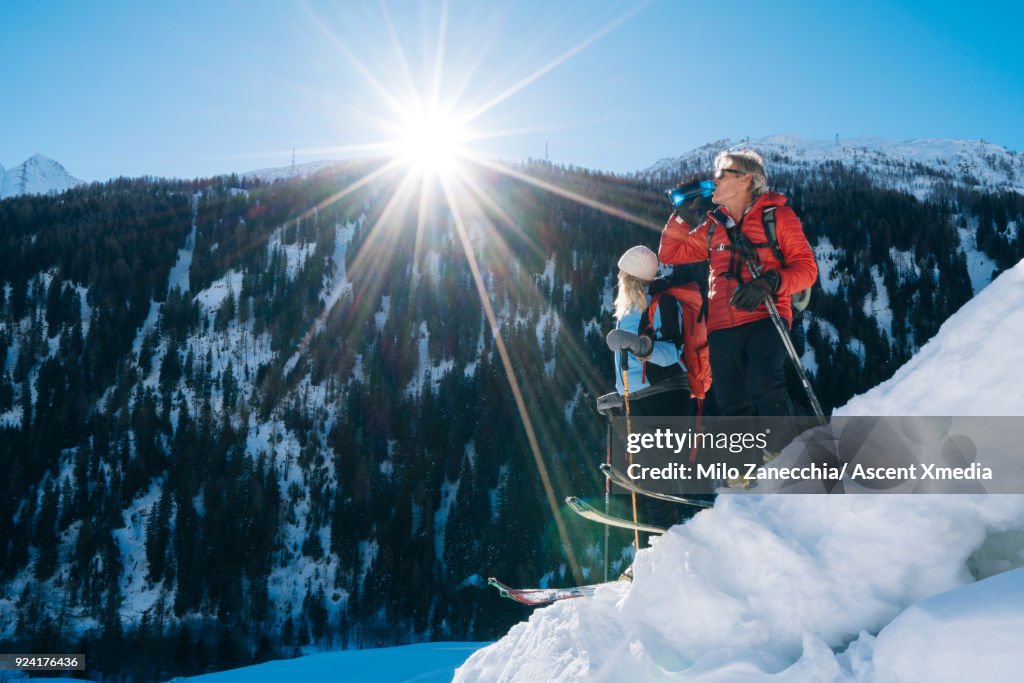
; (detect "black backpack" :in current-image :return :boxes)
[635,264,709,388]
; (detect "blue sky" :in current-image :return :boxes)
[2,0,1022,181]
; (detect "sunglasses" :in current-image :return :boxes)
[714,168,748,179]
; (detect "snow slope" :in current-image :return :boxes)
[0,154,83,198]
[836,258,1024,416]
[454,260,1024,683]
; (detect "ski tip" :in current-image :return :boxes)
[565,496,588,512]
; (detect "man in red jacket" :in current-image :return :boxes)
[659,150,817,444]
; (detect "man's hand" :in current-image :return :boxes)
[730,270,781,311]
[672,195,714,227]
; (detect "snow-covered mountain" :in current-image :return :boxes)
[455,259,1024,682]
[0,154,84,199]
[648,134,1024,199]
[242,159,346,182]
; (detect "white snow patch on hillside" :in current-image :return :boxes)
[536,310,561,377]
[563,383,584,423]
[539,256,555,296]
[862,265,892,338]
[888,246,921,285]
[168,198,200,294]
[800,334,818,376]
[131,299,163,359]
[195,270,244,315]
[267,227,317,280]
[406,322,454,397]
[957,223,998,295]
[813,236,844,295]
[601,273,615,314]
[322,220,357,313]
[113,482,165,624]
[811,316,840,346]
[375,295,391,331]
[847,338,866,363]
[435,479,460,573]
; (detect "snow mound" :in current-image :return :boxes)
[456,259,1024,682]
[456,497,1024,682]
[836,258,1024,416]
[867,567,1024,683]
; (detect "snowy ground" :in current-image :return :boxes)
[453,260,1024,682]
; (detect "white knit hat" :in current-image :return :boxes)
[617,245,658,281]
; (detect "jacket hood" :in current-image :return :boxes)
[754,191,788,209]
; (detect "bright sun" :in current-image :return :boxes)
[395,106,470,175]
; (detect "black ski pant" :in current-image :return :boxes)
[708,316,797,453]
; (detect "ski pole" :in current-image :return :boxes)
[756,280,827,425]
[741,258,827,425]
[604,415,611,583]
[620,350,641,552]
[733,264,824,422]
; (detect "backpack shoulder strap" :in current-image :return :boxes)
[762,206,785,266]
[639,291,682,349]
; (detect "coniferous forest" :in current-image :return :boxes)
[1,156,1022,679]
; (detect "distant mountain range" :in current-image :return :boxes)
[647,134,1024,198]
[0,154,84,199]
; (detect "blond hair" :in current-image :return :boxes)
[614,271,649,320]
[715,149,768,197]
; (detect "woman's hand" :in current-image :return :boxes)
[606,329,654,359]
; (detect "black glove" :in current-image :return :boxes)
[672,195,714,227]
[606,329,654,358]
[730,270,780,312]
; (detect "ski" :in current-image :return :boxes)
[565,496,665,534]
[487,577,613,605]
[600,464,715,509]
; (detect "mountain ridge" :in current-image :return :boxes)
[0,153,84,199]
[646,134,1024,199]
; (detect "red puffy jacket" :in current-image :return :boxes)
[658,191,817,333]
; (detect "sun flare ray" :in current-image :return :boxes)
[461,3,650,125]
[468,154,663,231]
[290,2,658,583]
[438,172,583,583]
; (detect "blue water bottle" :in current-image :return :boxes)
[668,180,715,207]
